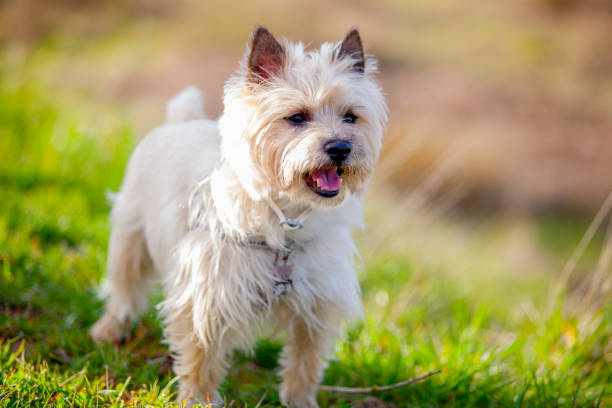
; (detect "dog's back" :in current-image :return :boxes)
[90,87,221,343]
[118,87,220,272]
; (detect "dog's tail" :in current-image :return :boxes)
[166,86,206,123]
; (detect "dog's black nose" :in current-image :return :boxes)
[324,140,351,165]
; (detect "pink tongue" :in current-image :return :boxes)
[312,168,341,191]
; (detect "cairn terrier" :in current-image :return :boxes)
[91,26,387,407]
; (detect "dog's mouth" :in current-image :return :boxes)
[304,167,344,197]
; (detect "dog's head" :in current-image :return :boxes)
[219,26,387,209]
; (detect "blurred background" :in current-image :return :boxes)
[1,0,611,405]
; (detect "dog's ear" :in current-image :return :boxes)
[248,26,285,83]
[338,27,365,73]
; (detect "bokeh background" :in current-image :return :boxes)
[1,0,611,406]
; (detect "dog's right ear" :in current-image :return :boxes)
[338,27,365,74]
[248,26,285,84]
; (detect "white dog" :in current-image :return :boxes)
[90,26,387,407]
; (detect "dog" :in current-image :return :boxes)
[90,26,387,407]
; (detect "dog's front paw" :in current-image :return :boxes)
[178,381,223,408]
[280,384,319,408]
[90,314,124,343]
[183,398,223,408]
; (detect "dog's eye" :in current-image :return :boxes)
[343,112,357,124]
[287,113,307,125]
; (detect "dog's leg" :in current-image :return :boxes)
[175,341,227,407]
[279,304,338,408]
[90,220,153,343]
[164,304,229,407]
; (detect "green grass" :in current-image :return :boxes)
[0,81,611,407]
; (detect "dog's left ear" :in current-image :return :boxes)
[248,26,285,83]
[338,27,365,73]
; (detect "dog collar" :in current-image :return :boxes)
[265,197,312,231]
[246,237,295,296]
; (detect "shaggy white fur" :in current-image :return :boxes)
[90,26,387,407]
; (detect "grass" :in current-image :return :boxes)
[0,80,611,408]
